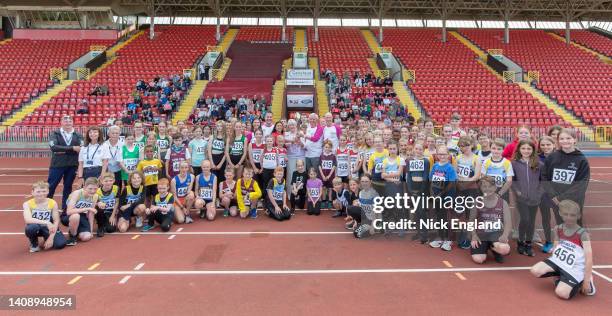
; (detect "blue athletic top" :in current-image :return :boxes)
[197,173,216,201]
[174,174,192,198]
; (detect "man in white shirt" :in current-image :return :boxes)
[261,112,275,137]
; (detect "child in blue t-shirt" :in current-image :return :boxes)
[429,145,457,252]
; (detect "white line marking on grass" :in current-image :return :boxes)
[118,276,131,284]
[593,270,612,283]
[0,265,610,276]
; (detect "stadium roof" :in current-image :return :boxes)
[1,0,612,21]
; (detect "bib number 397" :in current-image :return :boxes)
[552,168,576,185]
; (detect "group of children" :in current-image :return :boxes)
[24,113,596,300]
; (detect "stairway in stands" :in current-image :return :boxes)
[204,41,292,105]
[364,29,422,121]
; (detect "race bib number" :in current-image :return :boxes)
[127,196,140,204]
[104,199,115,209]
[243,193,251,206]
[272,187,284,201]
[493,175,504,187]
[177,187,188,197]
[199,187,213,200]
[172,161,180,172]
[157,139,169,149]
[124,158,138,171]
[279,156,287,167]
[409,160,424,172]
[233,142,244,151]
[322,160,333,170]
[212,139,224,150]
[75,201,93,209]
[552,168,576,185]
[457,164,472,178]
[553,247,576,268]
[309,188,320,198]
[338,163,349,172]
[252,151,262,161]
[32,210,51,221]
[144,168,157,177]
[431,174,446,183]
[195,146,206,154]
[374,162,383,173]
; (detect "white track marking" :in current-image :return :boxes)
[0,265,610,276]
[168,235,176,240]
[176,228,184,232]
[134,263,145,271]
[592,270,612,283]
[118,276,131,284]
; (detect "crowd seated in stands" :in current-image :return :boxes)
[89,85,109,96]
[189,94,270,125]
[323,70,411,124]
[124,74,191,123]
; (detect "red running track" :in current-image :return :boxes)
[0,158,611,315]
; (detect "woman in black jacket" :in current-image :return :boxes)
[542,129,590,226]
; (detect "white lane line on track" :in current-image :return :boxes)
[593,270,612,283]
[134,263,145,271]
[0,265,610,276]
[168,235,176,240]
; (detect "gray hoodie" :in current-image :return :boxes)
[511,159,544,206]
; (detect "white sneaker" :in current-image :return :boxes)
[586,280,596,296]
[135,217,143,228]
[441,240,453,251]
[185,216,194,224]
[429,240,443,248]
[29,246,40,253]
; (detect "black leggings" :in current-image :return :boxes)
[517,201,538,243]
[266,202,291,221]
[539,194,561,242]
[95,209,117,233]
[290,190,306,209]
[347,205,363,224]
[148,211,174,232]
[307,200,321,215]
[383,182,405,231]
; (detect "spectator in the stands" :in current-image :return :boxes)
[76,99,89,115]
[121,111,133,125]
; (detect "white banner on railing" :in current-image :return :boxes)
[286,79,314,86]
[286,94,314,108]
[287,69,313,80]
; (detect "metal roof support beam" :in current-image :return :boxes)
[565,19,570,44]
[314,0,320,42]
[280,0,287,41]
[149,0,154,39]
[441,0,447,43]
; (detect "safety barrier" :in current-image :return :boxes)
[403,69,416,82]
[76,67,90,80]
[381,47,393,53]
[487,48,503,56]
[595,126,612,144]
[49,68,65,81]
[207,45,221,52]
[293,47,308,53]
[377,69,390,78]
[89,45,107,52]
[502,71,515,83]
[527,71,540,84]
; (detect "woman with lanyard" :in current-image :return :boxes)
[77,126,109,184]
[226,122,247,178]
[104,126,126,192]
[284,119,305,191]
[209,121,227,182]
[155,121,172,173]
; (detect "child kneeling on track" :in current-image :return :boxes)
[63,177,99,246]
[194,160,218,220]
[530,200,596,299]
[219,168,238,217]
[236,166,262,219]
[331,177,350,218]
[469,176,511,264]
[265,166,292,221]
[349,175,379,239]
[137,145,164,207]
[23,181,66,252]
[95,173,120,237]
[117,172,146,232]
[306,167,323,216]
[142,178,175,232]
[171,161,196,223]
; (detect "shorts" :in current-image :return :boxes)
[230,154,242,166]
[144,184,158,198]
[120,203,139,221]
[543,259,583,299]
[470,231,502,255]
[60,212,92,235]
